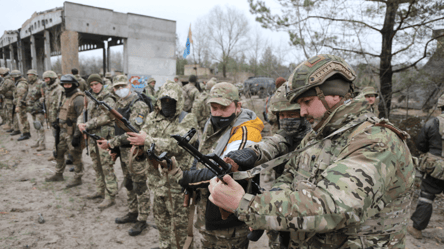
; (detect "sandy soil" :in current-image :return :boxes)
[0,107,443,249]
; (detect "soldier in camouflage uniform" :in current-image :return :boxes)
[182,75,199,112]
[361,86,379,116]
[72,68,88,92]
[209,54,415,249]
[191,80,216,131]
[77,74,118,210]
[11,70,31,140]
[128,80,198,248]
[26,69,46,150]
[45,75,85,188]
[104,72,113,86]
[97,75,151,236]
[42,71,64,161]
[174,76,182,86]
[143,77,157,102]
[0,69,7,126]
[264,77,287,135]
[0,67,15,131]
[176,82,264,249]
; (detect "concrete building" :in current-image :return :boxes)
[184,64,211,76]
[0,1,176,85]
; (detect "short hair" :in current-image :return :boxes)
[71,68,79,75]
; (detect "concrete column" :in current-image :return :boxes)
[17,41,24,74]
[9,44,15,70]
[107,43,110,73]
[123,38,128,75]
[30,35,37,70]
[102,41,106,75]
[44,30,51,71]
[1,48,4,67]
[60,30,79,75]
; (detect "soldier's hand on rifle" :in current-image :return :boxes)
[127,131,147,146]
[167,156,183,182]
[97,139,109,150]
[225,148,258,170]
[78,123,87,133]
[208,174,245,213]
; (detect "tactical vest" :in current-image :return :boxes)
[3,76,14,99]
[59,91,84,136]
[290,117,412,248]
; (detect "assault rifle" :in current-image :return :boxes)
[171,128,265,241]
[83,129,120,161]
[54,118,60,158]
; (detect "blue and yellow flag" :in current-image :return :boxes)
[183,24,193,59]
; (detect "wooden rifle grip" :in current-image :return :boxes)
[183,193,190,207]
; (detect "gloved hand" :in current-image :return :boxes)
[51,118,59,129]
[225,148,258,170]
[71,136,81,147]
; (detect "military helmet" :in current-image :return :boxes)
[27,69,38,75]
[287,54,356,103]
[0,67,10,75]
[362,86,378,97]
[269,83,300,114]
[206,80,217,91]
[437,93,444,108]
[43,70,58,79]
[207,82,239,106]
[10,70,22,78]
[105,72,112,78]
[60,74,79,86]
[147,77,156,84]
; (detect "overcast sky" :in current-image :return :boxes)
[1,0,294,62]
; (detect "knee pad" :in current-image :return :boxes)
[134,181,148,195]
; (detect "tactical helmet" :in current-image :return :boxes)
[206,80,216,91]
[270,83,300,114]
[43,70,58,79]
[60,74,79,86]
[207,82,239,106]
[105,72,112,78]
[0,67,10,75]
[287,54,356,103]
[27,69,38,75]
[437,93,444,108]
[362,86,378,97]
[10,70,22,78]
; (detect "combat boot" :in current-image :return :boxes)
[45,173,64,182]
[10,130,20,136]
[115,212,138,224]
[18,132,31,141]
[407,226,422,239]
[36,144,46,151]
[86,191,104,199]
[97,199,115,210]
[66,178,82,188]
[31,142,40,148]
[47,155,55,161]
[128,220,148,236]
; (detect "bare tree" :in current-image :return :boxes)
[190,17,211,68]
[248,27,268,76]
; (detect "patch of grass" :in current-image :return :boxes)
[69,197,74,202]
[56,204,62,209]
[30,178,36,183]
[0,162,9,169]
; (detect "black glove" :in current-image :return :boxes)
[225,148,258,170]
[51,120,59,129]
[179,168,215,189]
[71,136,81,147]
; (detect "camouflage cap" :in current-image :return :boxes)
[0,67,9,75]
[10,70,21,78]
[113,75,129,87]
[362,86,378,96]
[287,54,356,103]
[43,70,58,79]
[207,82,239,106]
[270,83,300,113]
[105,72,112,78]
[206,80,217,91]
[27,69,38,75]
[438,93,444,108]
[147,77,156,84]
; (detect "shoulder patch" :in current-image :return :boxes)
[135,113,145,125]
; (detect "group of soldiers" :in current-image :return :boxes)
[0,53,441,249]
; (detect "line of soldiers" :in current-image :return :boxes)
[0,54,428,249]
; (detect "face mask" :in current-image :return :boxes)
[28,75,37,82]
[211,113,236,131]
[160,98,177,117]
[115,88,129,98]
[280,118,304,135]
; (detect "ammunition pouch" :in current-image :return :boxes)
[33,120,42,130]
[65,118,74,136]
[124,176,133,191]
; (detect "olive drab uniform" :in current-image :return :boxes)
[77,88,118,200]
[141,81,197,249]
[13,77,30,134]
[0,75,15,129]
[56,90,84,179]
[45,79,64,151]
[108,92,151,222]
[26,77,46,147]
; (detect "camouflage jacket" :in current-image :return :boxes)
[236,98,415,248]
[108,92,149,149]
[77,87,116,139]
[25,78,45,113]
[45,80,64,123]
[144,84,157,102]
[191,91,210,130]
[13,77,29,108]
[75,74,88,92]
[0,76,15,101]
[182,83,199,112]
[142,81,198,196]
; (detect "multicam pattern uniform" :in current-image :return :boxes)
[238,98,415,249]
[108,92,150,221]
[191,90,210,131]
[45,80,64,151]
[78,88,117,199]
[141,81,197,249]
[26,77,46,145]
[182,83,199,112]
[13,77,30,133]
[0,75,15,128]
[144,84,157,102]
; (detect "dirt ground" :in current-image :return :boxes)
[0,103,443,248]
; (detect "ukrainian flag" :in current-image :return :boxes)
[183,24,193,59]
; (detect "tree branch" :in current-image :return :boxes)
[324,44,380,57]
[302,15,381,33]
[399,17,444,31]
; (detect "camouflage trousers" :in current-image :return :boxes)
[0,103,7,123]
[200,224,250,249]
[55,131,83,178]
[17,107,30,133]
[153,192,190,249]
[30,113,45,145]
[4,103,18,130]
[267,230,281,249]
[120,147,150,221]
[89,141,117,200]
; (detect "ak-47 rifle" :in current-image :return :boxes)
[171,128,265,242]
[83,129,121,161]
[83,93,89,156]
[40,88,49,128]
